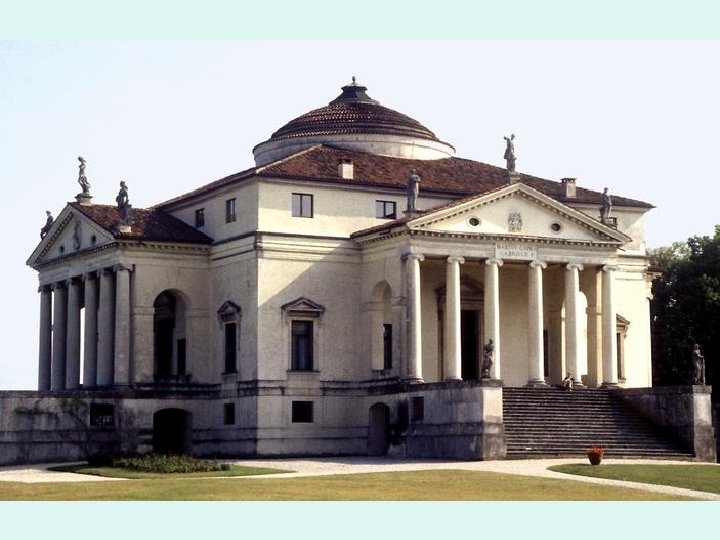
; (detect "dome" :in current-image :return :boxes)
[253,79,455,166]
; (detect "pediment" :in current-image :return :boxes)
[281,297,326,317]
[409,183,630,244]
[27,205,115,268]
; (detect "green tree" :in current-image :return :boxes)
[649,225,720,396]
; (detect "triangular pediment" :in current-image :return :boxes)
[409,183,631,244]
[281,297,326,317]
[27,205,116,268]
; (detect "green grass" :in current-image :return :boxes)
[548,463,720,494]
[47,462,289,479]
[0,469,700,501]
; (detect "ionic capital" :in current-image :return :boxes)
[602,264,619,273]
[529,260,547,270]
[50,282,66,291]
[565,262,584,272]
[485,258,504,267]
[114,263,134,273]
[38,284,52,294]
[402,253,425,263]
[446,256,465,265]
[66,276,83,287]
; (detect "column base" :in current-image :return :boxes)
[402,377,425,384]
[444,376,462,382]
[525,379,548,387]
[601,382,620,389]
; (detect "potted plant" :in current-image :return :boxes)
[587,445,605,465]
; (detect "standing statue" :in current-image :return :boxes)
[481,339,494,378]
[407,169,420,213]
[116,181,132,223]
[40,211,54,239]
[503,134,516,172]
[600,187,612,222]
[692,343,706,385]
[77,156,91,196]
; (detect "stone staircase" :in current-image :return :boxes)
[503,386,694,460]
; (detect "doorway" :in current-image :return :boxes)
[367,403,390,456]
[153,408,193,455]
[461,310,480,380]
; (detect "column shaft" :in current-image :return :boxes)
[443,256,464,380]
[65,278,82,389]
[564,263,584,384]
[50,284,67,391]
[405,253,424,382]
[97,269,115,386]
[38,287,52,391]
[83,273,99,387]
[483,258,503,379]
[601,265,619,386]
[527,261,547,385]
[114,265,132,385]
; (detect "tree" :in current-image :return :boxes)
[649,225,720,398]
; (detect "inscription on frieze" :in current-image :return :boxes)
[495,242,537,261]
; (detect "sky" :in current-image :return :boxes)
[1,40,719,390]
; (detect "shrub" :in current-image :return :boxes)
[111,454,231,474]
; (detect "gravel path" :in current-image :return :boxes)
[1,457,718,500]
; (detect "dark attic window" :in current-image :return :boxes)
[195,208,205,228]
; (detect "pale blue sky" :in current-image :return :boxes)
[2,40,719,389]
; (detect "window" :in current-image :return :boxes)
[376,200,396,219]
[225,198,237,223]
[291,321,313,371]
[292,400,313,423]
[195,208,205,228]
[383,323,393,370]
[223,402,235,425]
[292,193,313,218]
[224,322,237,373]
[411,396,424,422]
[177,338,186,375]
[89,403,115,427]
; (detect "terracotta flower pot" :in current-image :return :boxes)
[588,454,602,465]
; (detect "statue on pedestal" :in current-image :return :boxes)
[77,156,91,196]
[116,181,132,224]
[406,169,420,214]
[692,343,706,385]
[504,134,516,172]
[600,187,613,222]
[40,211,54,239]
[482,339,494,378]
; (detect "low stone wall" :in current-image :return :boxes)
[399,380,506,461]
[617,385,717,462]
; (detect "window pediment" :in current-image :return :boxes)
[282,297,325,318]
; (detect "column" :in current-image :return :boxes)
[527,260,547,386]
[83,272,99,387]
[50,282,67,391]
[564,263,584,385]
[444,256,465,381]
[65,278,82,389]
[404,253,424,382]
[97,268,115,386]
[37,286,52,391]
[484,258,503,379]
[601,265,619,386]
[114,264,132,385]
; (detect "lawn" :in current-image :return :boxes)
[548,463,720,494]
[0,469,699,501]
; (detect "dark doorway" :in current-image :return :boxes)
[461,310,479,380]
[368,403,390,456]
[153,409,193,455]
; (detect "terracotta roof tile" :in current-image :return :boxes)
[156,145,652,211]
[72,203,213,245]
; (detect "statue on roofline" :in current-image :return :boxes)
[600,187,613,223]
[40,211,54,239]
[116,180,132,224]
[77,156,91,196]
[503,134,516,172]
[407,169,420,213]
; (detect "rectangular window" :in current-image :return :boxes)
[411,396,424,422]
[195,208,205,228]
[291,320,313,371]
[291,400,313,423]
[224,402,235,425]
[383,323,393,370]
[224,322,237,373]
[376,200,397,219]
[225,198,237,223]
[292,193,313,218]
[89,403,115,427]
[177,338,186,375]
